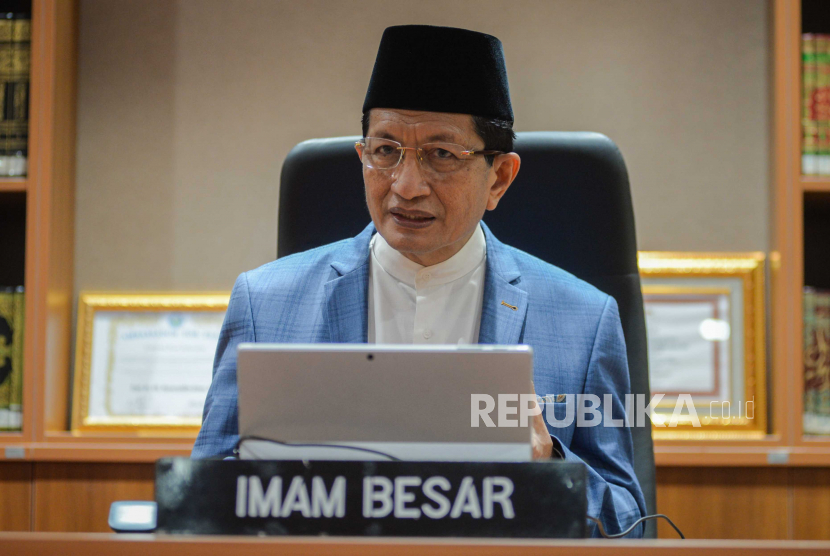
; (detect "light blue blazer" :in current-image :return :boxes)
[193,222,646,537]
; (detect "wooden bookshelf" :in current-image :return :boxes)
[646,0,830,468]
[0,178,26,192]
[768,0,830,464]
[0,0,206,463]
[802,177,830,192]
[0,0,186,457]
[0,0,72,453]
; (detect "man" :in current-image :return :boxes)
[193,25,646,537]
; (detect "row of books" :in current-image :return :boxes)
[0,3,29,429]
[0,286,23,431]
[802,34,830,176]
[804,287,830,435]
[0,2,30,177]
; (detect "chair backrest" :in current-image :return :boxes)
[278,131,657,537]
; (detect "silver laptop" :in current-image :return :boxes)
[236,344,534,461]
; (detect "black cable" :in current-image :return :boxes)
[234,435,401,461]
[587,514,684,539]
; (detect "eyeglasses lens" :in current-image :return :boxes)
[360,137,470,174]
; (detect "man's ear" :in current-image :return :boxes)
[356,110,371,163]
[486,153,521,211]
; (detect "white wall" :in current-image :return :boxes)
[75,0,769,293]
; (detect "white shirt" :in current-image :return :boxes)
[367,224,487,344]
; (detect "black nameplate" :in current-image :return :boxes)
[155,458,587,538]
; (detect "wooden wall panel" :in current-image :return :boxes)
[0,462,32,531]
[791,468,830,540]
[32,462,153,532]
[655,467,790,539]
[4,462,828,537]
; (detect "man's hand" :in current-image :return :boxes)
[530,382,553,460]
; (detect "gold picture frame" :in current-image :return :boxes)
[71,292,229,434]
[638,252,767,439]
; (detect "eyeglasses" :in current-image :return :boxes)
[355,137,503,175]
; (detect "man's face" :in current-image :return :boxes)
[358,109,520,267]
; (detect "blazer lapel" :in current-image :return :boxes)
[323,223,375,344]
[478,222,529,345]
[321,221,528,345]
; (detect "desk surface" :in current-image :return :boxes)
[2,533,830,556]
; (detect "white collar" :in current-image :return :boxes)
[371,224,486,289]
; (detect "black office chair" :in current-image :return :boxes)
[278,131,657,538]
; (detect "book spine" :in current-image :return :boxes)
[10,287,23,418]
[0,8,30,177]
[8,9,28,176]
[0,287,15,430]
[0,14,11,177]
[819,35,830,175]
[803,34,819,176]
[804,287,830,435]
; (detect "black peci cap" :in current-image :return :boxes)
[362,25,513,122]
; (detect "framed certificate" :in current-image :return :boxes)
[638,252,766,439]
[71,293,229,433]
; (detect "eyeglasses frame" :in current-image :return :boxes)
[355,136,505,172]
